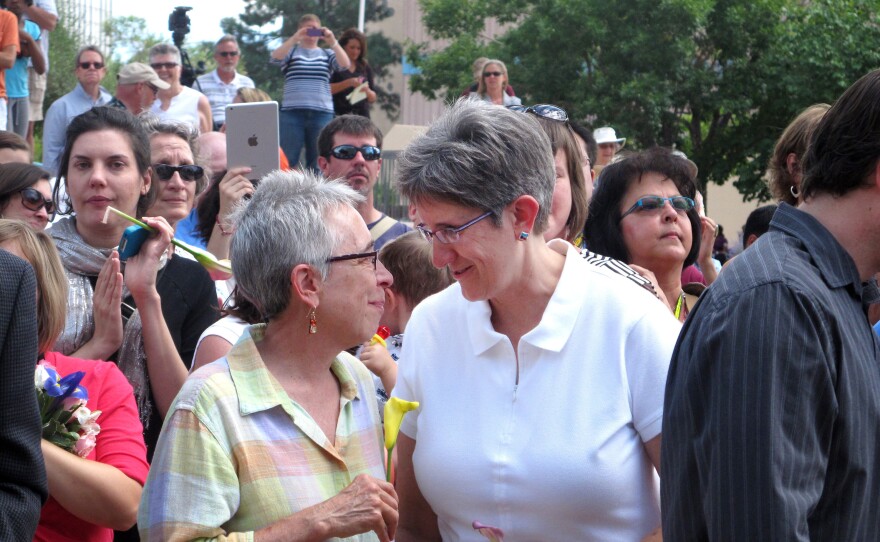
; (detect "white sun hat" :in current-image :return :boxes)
[593,126,626,148]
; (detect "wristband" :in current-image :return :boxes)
[216,216,233,236]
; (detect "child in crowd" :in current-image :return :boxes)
[359,231,453,413]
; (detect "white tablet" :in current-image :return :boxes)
[225,101,280,182]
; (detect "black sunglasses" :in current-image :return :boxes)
[150,62,178,70]
[19,187,55,214]
[483,71,503,77]
[218,51,240,57]
[326,250,378,270]
[153,163,204,181]
[506,104,569,122]
[79,61,104,70]
[328,145,381,161]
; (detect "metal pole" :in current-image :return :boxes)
[358,0,365,32]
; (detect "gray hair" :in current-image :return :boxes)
[215,34,238,48]
[395,99,554,232]
[229,169,364,320]
[140,115,207,195]
[149,43,181,64]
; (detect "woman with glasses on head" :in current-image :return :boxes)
[393,100,679,541]
[585,147,704,322]
[0,162,55,230]
[473,59,521,106]
[48,107,218,465]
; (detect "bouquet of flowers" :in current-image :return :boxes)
[34,361,101,457]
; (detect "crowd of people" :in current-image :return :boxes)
[1,7,880,542]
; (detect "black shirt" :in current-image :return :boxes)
[662,203,880,540]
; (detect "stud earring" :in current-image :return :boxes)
[519,231,529,241]
[308,307,317,334]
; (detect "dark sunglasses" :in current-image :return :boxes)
[329,145,381,161]
[19,187,55,214]
[326,250,378,270]
[79,61,104,70]
[483,71,503,77]
[153,163,204,181]
[218,51,240,57]
[620,195,695,220]
[506,104,569,122]
[150,62,178,70]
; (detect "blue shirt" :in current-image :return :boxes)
[42,83,111,176]
[5,20,39,99]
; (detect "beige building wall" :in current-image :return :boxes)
[705,181,766,253]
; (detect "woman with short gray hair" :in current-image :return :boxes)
[392,99,680,541]
[141,169,399,540]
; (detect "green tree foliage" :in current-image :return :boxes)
[223,0,402,118]
[408,0,880,200]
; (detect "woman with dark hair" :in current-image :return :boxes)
[330,28,377,117]
[584,147,703,321]
[0,162,54,230]
[48,106,218,460]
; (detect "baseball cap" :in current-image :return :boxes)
[117,63,170,89]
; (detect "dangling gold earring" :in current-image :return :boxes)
[308,307,317,334]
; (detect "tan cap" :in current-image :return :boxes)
[117,62,170,89]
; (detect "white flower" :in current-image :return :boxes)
[34,364,51,389]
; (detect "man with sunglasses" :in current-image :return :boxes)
[663,69,880,540]
[108,62,168,116]
[41,44,109,175]
[318,114,410,250]
[196,35,254,131]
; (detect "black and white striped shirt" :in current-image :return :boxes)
[662,203,880,540]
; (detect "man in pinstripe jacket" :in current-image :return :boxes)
[662,69,880,540]
[0,249,47,539]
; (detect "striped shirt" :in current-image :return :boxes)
[277,46,341,112]
[196,69,255,123]
[138,324,386,542]
[662,203,880,540]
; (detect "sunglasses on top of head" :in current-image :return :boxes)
[328,145,381,161]
[153,163,204,181]
[19,187,55,214]
[506,104,569,122]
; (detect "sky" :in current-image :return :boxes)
[119,1,269,45]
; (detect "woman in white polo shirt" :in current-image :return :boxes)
[392,99,680,541]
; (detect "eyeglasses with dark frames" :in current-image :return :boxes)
[619,195,695,220]
[150,62,179,70]
[218,51,240,57]
[153,163,205,181]
[326,250,378,270]
[328,144,381,161]
[79,61,104,70]
[506,104,569,122]
[19,187,55,214]
[417,211,493,244]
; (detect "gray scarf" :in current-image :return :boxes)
[51,217,164,429]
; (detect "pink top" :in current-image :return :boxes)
[34,352,149,542]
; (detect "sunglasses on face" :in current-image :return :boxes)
[19,187,55,214]
[620,195,695,220]
[79,61,104,70]
[153,163,204,181]
[150,62,178,70]
[326,250,379,270]
[506,104,569,122]
[218,51,240,57]
[483,71,503,77]
[329,145,381,161]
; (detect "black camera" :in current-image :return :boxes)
[168,6,192,47]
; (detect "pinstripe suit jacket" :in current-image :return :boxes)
[0,250,47,540]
